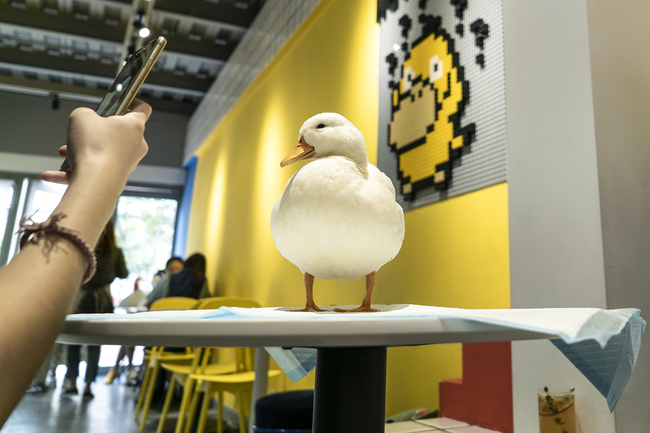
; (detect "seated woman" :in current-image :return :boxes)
[146,253,211,305]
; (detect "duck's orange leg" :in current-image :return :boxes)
[291,273,325,312]
[334,272,379,313]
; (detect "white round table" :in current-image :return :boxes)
[57,307,556,433]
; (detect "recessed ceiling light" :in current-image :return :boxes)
[139,27,150,38]
[9,1,27,9]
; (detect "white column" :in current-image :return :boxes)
[503,0,612,431]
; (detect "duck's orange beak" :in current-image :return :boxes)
[280,137,315,168]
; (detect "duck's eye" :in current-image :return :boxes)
[317,123,325,129]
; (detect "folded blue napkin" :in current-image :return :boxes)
[551,310,644,411]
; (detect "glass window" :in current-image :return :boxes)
[24,180,68,223]
[0,176,180,306]
[112,196,178,304]
[4,179,67,264]
[0,180,15,249]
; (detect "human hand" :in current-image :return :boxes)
[42,99,151,185]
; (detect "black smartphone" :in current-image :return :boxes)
[59,36,167,172]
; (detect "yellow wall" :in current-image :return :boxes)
[186,0,511,416]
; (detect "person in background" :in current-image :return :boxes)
[146,253,210,305]
[119,277,146,308]
[45,343,65,388]
[151,256,184,287]
[105,253,184,385]
[103,278,143,385]
[0,99,150,427]
[62,220,128,399]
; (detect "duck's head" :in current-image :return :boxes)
[280,113,368,168]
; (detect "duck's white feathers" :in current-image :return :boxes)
[271,155,404,280]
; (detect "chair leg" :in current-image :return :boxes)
[240,390,251,433]
[237,391,247,433]
[184,383,202,433]
[175,377,194,433]
[217,390,224,433]
[134,357,153,420]
[196,388,211,433]
[156,375,177,433]
[139,360,161,431]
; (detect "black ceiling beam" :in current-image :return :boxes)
[0,46,215,92]
[141,32,236,61]
[0,74,106,98]
[154,0,264,28]
[105,0,133,5]
[0,45,117,78]
[0,4,126,43]
[0,75,199,115]
[135,94,198,115]
[147,70,213,92]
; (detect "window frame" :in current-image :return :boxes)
[0,172,183,268]
[0,174,29,267]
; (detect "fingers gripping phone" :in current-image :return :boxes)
[59,36,167,172]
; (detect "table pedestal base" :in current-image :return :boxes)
[313,347,387,433]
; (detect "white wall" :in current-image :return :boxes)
[503,0,612,431]
[0,90,188,169]
[586,0,650,430]
[0,151,185,186]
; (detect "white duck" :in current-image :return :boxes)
[271,113,405,312]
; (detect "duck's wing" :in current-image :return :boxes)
[367,164,397,197]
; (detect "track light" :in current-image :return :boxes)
[133,11,149,39]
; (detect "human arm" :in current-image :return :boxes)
[146,275,169,306]
[0,100,150,426]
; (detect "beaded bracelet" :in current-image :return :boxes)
[18,213,97,284]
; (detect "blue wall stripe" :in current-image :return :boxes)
[174,155,198,258]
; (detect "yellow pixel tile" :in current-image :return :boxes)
[389,15,475,199]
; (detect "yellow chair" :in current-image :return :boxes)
[156,347,237,433]
[149,297,200,311]
[155,297,278,433]
[134,297,201,430]
[194,296,263,310]
[188,347,281,433]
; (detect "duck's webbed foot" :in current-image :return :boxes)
[290,301,326,313]
[333,271,379,313]
[290,273,325,312]
[333,305,379,313]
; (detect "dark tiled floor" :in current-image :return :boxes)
[4,372,240,433]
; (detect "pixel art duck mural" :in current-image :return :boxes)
[388,15,475,199]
